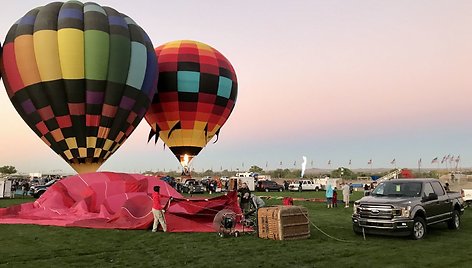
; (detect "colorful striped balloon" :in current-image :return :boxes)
[0,1,158,173]
[145,40,238,168]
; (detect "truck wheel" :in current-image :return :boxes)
[315,187,319,192]
[265,188,269,192]
[411,217,426,240]
[279,188,283,192]
[447,210,460,230]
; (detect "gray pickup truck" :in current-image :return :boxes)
[352,178,464,239]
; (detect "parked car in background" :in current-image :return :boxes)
[181,179,205,194]
[256,180,284,192]
[461,188,472,205]
[29,179,59,198]
[160,176,177,188]
[288,179,322,191]
[30,179,41,187]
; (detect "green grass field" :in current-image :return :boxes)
[1,191,471,268]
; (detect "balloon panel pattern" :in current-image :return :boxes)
[0,1,157,172]
[146,40,237,159]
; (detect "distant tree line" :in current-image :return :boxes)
[0,165,17,174]
[144,165,466,180]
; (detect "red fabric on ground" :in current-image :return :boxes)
[0,172,241,232]
[166,191,241,232]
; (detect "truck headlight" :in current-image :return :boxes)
[353,202,360,214]
[401,206,411,217]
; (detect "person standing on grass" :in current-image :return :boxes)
[342,183,350,208]
[238,182,251,213]
[364,183,370,196]
[332,187,338,208]
[22,182,29,197]
[11,183,16,199]
[325,184,333,208]
[152,186,167,232]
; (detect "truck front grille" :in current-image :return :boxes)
[358,205,394,219]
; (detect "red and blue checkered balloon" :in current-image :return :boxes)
[145,40,238,166]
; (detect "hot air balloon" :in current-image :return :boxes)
[0,42,2,81]
[0,1,157,173]
[146,40,238,171]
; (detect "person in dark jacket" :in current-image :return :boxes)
[283,180,289,191]
[238,182,251,213]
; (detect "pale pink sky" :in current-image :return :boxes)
[1,1,471,174]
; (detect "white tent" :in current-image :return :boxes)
[0,178,12,198]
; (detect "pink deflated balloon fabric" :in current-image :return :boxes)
[0,172,241,232]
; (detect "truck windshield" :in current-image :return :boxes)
[371,181,422,197]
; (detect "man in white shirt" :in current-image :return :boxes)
[342,183,350,208]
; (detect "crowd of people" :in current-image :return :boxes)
[9,179,31,198]
[6,176,61,199]
[325,182,354,209]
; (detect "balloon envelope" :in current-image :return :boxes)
[145,40,238,166]
[0,2,157,173]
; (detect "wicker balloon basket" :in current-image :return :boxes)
[257,205,310,240]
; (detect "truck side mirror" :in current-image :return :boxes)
[423,193,438,202]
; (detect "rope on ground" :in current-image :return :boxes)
[298,207,357,243]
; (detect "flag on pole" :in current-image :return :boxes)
[450,155,455,163]
[431,157,438,164]
[441,156,446,164]
[349,159,352,165]
[367,159,372,165]
[455,155,461,163]
[390,158,396,165]
[328,160,331,165]
[294,161,296,166]
[311,160,313,167]
[265,161,268,168]
[418,158,422,166]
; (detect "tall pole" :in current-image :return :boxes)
[418,158,421,174]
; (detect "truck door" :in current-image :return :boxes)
[307,181,312,190]
[431,181,452,221]
[422,182,442,224]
